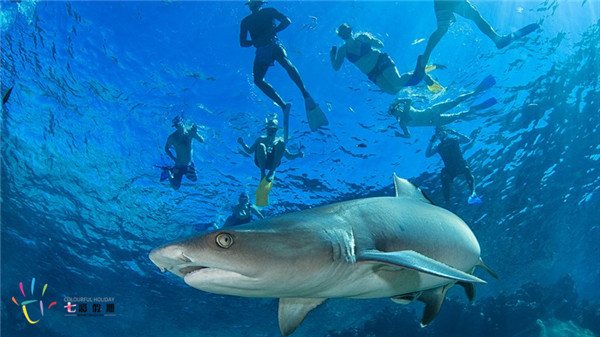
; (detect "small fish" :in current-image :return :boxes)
[2,86,13,104]
[412,38,426,45]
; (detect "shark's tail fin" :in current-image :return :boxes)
[478,258,498,279]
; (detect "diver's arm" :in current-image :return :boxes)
[191,124,204,143]
[251,205,264,219]
[395,124,411,139]
[164,136,176,162]
[273,9,291,33]
[240,20,253,47]
[330,45,346,71]
[450,129,471,144]
[237,137,256,154]
[284,148,304,160]
[425,136,438,158]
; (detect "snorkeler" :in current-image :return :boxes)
[407,0,540,84]
[162,115,204,190]
[426,127,481,205]
[223,192,265,227]
[330,23,444,94]
[237,117,303,206]
[240,0,328,136]
[390,75,497,138]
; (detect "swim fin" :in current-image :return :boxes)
[425,65,437,73]
[305,96,328,132]
[155,165,171,182]
[470,97,498,111]
[475,75,496,92]
[468,195,483,205]
[256,177,274,207]
[426,79,444,94]
[496,23,540,49]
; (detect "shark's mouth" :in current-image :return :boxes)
[179,266,207,275]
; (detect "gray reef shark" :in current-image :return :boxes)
[149,174,496,336]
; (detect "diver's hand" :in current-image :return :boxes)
[191,123,198,132]
[299,151,305,158]
[237,137,245,146]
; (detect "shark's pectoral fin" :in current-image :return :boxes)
[418,285,451,326]
[357,250,485,284]
[278,297,327,336]
[458,281,476,302]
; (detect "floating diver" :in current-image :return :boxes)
[240,0,328,137]
[237,117,303,206]
[389,75,497,138]
[223,192,264,227]
[426,127,482,205]
[407,0,540,85]
[161,115,204,190]
[330,23,445,94]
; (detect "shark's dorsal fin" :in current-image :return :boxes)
[418,285,452,326]
[393,173,432,204]
[278,297,327,336]
[357,250,486,284]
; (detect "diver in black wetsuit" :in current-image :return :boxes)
[426,127,480,204]
[240,0,319,140]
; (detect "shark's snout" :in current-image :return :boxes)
[149,245,202,277]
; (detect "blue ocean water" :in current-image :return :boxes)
[1,0,599,336]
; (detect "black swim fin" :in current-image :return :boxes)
[496,23,540,49]
[3,86,13,105]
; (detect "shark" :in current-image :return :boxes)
[149,174,496,336]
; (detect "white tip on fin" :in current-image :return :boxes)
[393,173,431,204]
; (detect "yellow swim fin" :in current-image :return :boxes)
[425,65,436,73]
[426,79,444,94]
[255,177,274,207]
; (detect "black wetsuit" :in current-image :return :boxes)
[437,138,474,201]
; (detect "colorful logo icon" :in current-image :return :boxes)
[12,278,57,324]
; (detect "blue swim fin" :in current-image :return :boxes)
[470,97,497,111]
[468,195,483,205]
[155,165,171,182]
[475,75,496,92]
[496,23,540,49]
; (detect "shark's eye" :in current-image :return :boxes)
[216,233,233,249]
